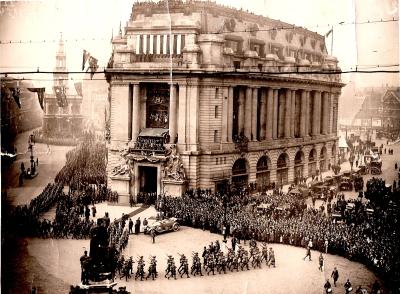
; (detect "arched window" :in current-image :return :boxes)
[256,156,270,191]
[294,151,304,184]
[320,147,327,172]
[276,153,289,186]
[308,149,317,176]
[231,158,248,189]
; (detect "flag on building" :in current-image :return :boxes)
[55,86,67,107]
[27,87,46,110]
[82,50,91,71]
[87,56,99,79]
[9,87,21,108]
[74,82,83,97]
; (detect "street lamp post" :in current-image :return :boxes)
[28,134,36,174]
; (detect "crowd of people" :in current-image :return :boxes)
[55,133,107,188]
[159,180,399,290]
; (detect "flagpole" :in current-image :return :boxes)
[330,26,334,56]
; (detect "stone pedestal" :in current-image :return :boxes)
[110,175,131,205]
[162,179,187,197]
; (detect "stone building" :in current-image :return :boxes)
[42,36,83,139]
[106,1,344,202]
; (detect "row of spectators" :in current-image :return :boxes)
[159,178,400,290]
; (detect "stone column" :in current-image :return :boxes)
[315,90,322,135]
[221,87,229,143]
[143,34,147,54]
[290,90,296,138]
[300,90,307,137]
[312,91,319,136]
[169,84,177,143]
[244,87,252,139]
[323,92,331,135]
[131,83,140,142]
[156,35,161,54]
[238,88,245,135]
[266,88,274,140]
[227,86,234,142]
[149,35,154,54]
[188,84,199,149]
[163,34,168,54]
[284,89,292,138]
[272,89,279,139]
[305,90,311,136]
[178,84,187,144]
[259,89,267,140]
[251,87,258,141]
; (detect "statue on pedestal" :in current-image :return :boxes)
[164,145,186,181]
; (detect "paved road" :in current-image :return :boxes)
[2,130,74,206]
[24,224,381,294]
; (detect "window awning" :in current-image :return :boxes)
[138,128,168,137]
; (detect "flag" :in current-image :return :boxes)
[82,49,91,71]
[9,87,21,108]
[86,56,99,79]
[27,87,46,110]
[55,86,67,107]
[325,28,333,38]
[74,82,83,97]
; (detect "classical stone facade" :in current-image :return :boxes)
[42,36,83,138]
[106,1,344,200]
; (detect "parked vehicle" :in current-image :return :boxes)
[339,177,353,191]
[145,217,180,234]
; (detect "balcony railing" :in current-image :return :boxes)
[130,53,183,63]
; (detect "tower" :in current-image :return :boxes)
[53,33,68,90]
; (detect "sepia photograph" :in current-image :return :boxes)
[1,0,399,293]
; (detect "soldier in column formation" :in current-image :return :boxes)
[146,256,158,280]
[165,255,177,280]
[178,254,190,278]
[134,256,145,281]
[191,252,203,276]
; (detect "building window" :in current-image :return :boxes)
[224,157,226,164]
[233,61,240,69]
[216,158,218,165]
[215,105,219,118]
[215,88,219,99]
[214,130,218,143]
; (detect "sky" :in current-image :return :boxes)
[0,0,398,89]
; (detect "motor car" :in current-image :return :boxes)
[339,177,353,191]
[369,160,382,175]
[353,175,364,192]
[311,185,328,200]
[145,217,180,234]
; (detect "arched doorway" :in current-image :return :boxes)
[256,156,270,191]
[320,147,327,172]
[276,153,289,187]
[294,151,304,184]
[308,149,317,177]
[232,158,248,189]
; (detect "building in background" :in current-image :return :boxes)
[42,36,83,139]
[106,1,344,203]
[352,87,400,132]
[81,77,108,137]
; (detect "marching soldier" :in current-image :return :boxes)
[146,256,157,280]
[165,256,177,280]
[179,254,190,278]
[135,256,145,281]
[268,248,276,268]
[191,252,203,276]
